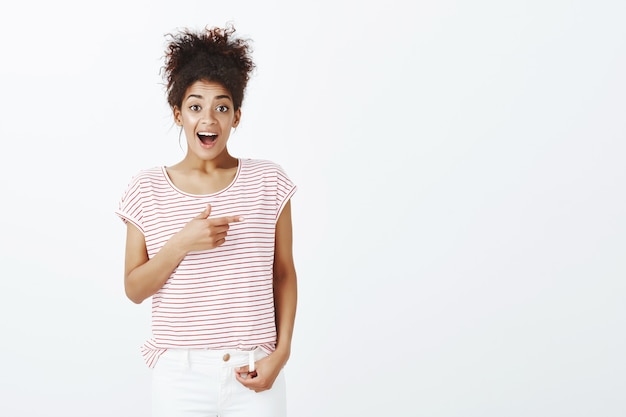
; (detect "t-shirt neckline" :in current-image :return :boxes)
[160,158,242,197]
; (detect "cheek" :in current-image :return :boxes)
[183,124,197,141]
[182,114,200,131]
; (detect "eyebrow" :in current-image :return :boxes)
[185,94,232,101]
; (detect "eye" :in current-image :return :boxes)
[216,105,229,113]
[189,104,201,112]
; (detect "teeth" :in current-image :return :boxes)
[198,132,217,137]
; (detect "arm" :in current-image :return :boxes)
[272,199,298,363]
[123,204,242,304]
[123,222,187,304]
[236,199,298,391]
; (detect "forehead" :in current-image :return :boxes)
[184,80,232,100]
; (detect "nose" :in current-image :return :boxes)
[200,108,217,124]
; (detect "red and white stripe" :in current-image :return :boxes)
[116,158,296,368]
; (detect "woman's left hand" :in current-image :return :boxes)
[234,350,288,392]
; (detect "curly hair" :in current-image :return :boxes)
[162,24,255,111]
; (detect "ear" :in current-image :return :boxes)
[232,108,242,128]
[173,107,183,126]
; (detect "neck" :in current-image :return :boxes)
[179,151,238,173]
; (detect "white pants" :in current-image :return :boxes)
[152,348,286,417]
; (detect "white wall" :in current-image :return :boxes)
[0,1,624,416]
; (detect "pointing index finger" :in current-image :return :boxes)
[212,215,244,224]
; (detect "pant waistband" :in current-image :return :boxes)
[161,347,263,368]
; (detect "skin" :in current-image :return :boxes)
[235,198,297,392]
[123,79,297,393]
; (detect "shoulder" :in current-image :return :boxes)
[119,167,166,199]
[126,166,165,186]
[238,158,296,196]
[240,158,289,175]
[132,166,164,179]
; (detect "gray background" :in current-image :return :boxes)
[0,0,624,416]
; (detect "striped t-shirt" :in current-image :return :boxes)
[115,158,296,368]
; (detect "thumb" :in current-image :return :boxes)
[195,203,212,219]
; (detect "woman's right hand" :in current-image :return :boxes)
[124,203,243,303]
[173,203,244,253]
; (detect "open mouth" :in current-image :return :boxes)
[198,132,218,145]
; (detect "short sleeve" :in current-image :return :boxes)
[274,163,297,220]
[114,173,145,234]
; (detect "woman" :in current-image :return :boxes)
[116,24,297,417]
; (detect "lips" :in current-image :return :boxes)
[197,132,218,145]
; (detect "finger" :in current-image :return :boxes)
[234,369,257,387]
[235,369,249,384]
[195,203,212,219]
[235,372,266,393]
[235,365,249,374]
[210,215,245,225]
[235,373,248,387]
[234,364,258,377]
[210,225,230,237]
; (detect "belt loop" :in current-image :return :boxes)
[248,349,256,372]
[186,349,191,368]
